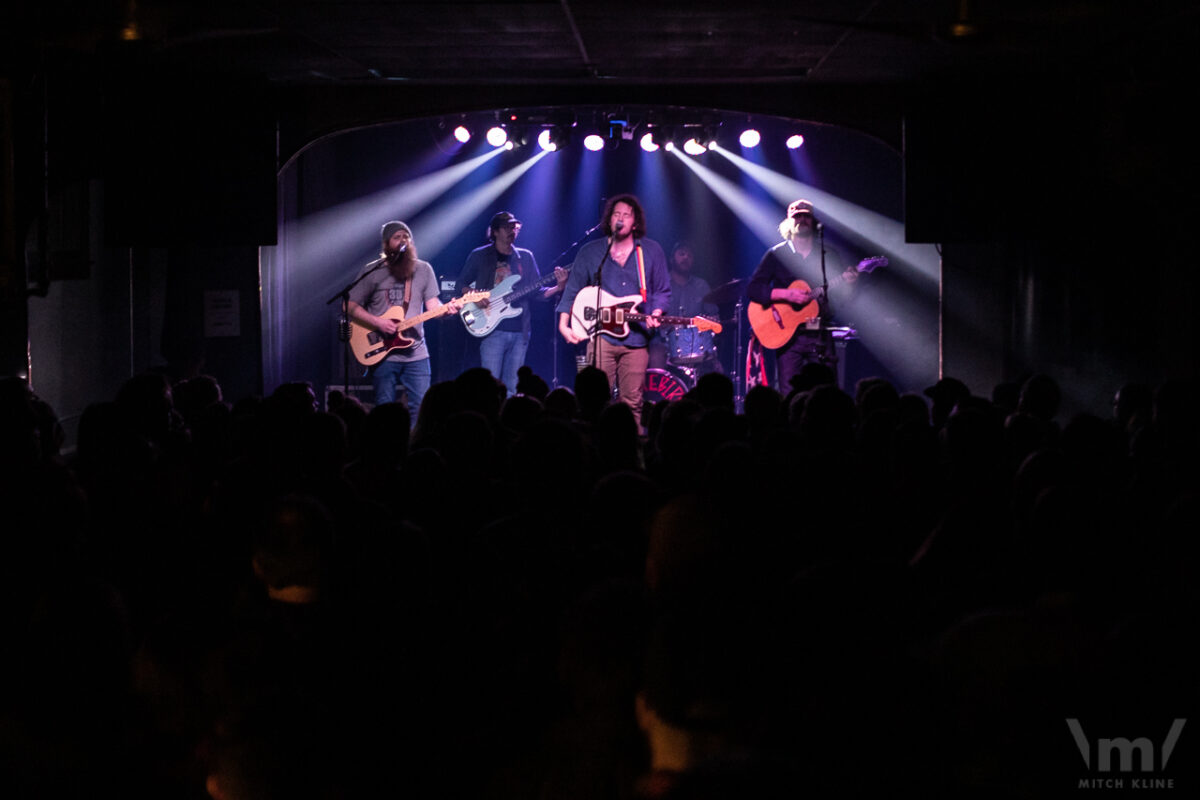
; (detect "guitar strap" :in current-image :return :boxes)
[402,277,412,311]
[635,245,647,303]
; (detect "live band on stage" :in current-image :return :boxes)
[338,196,886,423]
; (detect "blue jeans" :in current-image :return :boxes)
[372,357,431,422]
[479,329,529,398]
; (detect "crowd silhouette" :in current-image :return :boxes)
[0,364,1196,798]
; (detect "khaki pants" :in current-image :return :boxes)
[586,338,650,428]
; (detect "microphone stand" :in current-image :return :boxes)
[816,223,838,380]
[593,236,613,370]
[326,254,389,402]
[733,295,745,414]
[547,222,602,387]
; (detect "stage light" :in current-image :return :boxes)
[539,126,570,152]
[486,126,508,147]
[504,141,515,151]
[739,129,760,148]
[583,134,605,151]
[682,138,707,156]
[639,132,659,152]
[787,134,805,149]
[453,125,471,143]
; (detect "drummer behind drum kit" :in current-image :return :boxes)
[642,276,742,402]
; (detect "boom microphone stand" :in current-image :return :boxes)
[815,222,838,381]
[547,222,602,387]
[326,254,389,399]
[592,236,613,370]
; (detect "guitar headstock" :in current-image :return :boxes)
[857,256,889,274]
[693,317,723,335]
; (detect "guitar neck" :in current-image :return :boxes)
[398,304,449,330]
[504,269,565,303]
[623,312,699,327]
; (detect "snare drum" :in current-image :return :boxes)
[666,326,717,366]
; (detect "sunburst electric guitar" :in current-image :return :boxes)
[350,291,488,366]
[747,256,887,349]
[568,286,722,341]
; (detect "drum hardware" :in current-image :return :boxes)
[701,278,745,306]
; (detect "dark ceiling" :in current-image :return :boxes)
[7,0,1197,87]
[4,0,1198,239]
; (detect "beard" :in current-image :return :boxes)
[384,242,418,279]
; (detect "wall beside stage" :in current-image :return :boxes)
[905,78,1198,414]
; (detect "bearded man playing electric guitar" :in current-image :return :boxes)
[746,199,878,395]
[556,194,670,429]
[347,220,463,419]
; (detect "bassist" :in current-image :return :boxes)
[456,211,567,398]
[556,194,671,429]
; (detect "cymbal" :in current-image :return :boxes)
[703,278,744,305]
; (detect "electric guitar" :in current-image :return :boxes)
[568,286,722,341]
[747,256,887,349]
[350,291,488,366]
[459,268,569,338]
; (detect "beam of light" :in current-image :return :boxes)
[739,129,761,148]
[409,149,550,259]
[279,146,507,276]
[640,132,659,152]
[689,144,940,394]
[583,134,604,151]
[667,144,792,248]
[486,126,508,147]
[453,125,471,143]
[712,144,940,284]
[264,144,510,391]
[787,134,805,149]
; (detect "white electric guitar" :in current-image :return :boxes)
[568,286,722,341]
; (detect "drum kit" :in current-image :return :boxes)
[641,277,744,398]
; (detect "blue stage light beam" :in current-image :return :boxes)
[280,146,508,274]
[667,145,791,247]
[410,149,550,259]
[713,144,940,283]
[690,144,940,394]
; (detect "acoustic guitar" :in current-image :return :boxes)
[747,256,887,349]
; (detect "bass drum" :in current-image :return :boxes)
[642,366,692,406]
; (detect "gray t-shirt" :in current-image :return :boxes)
[348,259,440,362]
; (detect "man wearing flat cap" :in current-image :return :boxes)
[457,211,567,398]
[348,220,462,420]
[745,199,861,395]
